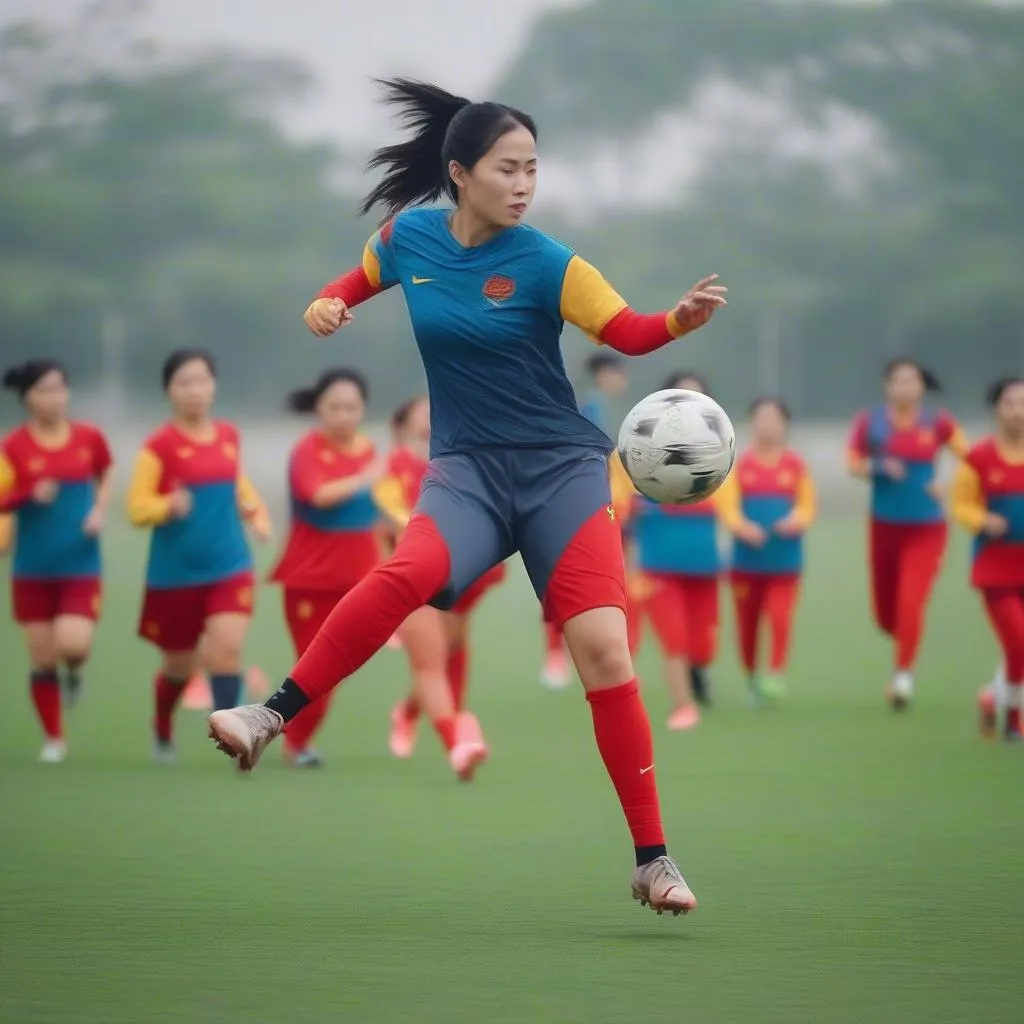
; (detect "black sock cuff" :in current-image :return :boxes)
[31,669,59,685]
[635,844,668,867]
[264,678,310,723]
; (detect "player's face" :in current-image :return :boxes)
[598,367,629,397]
[405,398,431,446]
[996,382,1024,438]
[317,380,364,440]
[884,364,924,407]
[167,358,216,420]
[460,126,537,228]
[672,376,705,395]
[751,403,788,446]
[24,369,69,424]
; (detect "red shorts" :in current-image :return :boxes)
[642,572,719,664]
[452,563,506,615]
[12,577,102,624]
[138,571,255,651]
[282,587,346,655]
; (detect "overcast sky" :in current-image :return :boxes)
[0,0,582,141]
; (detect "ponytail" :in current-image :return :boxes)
[884,357,941,394]
[2,359,65,398]
[987,377,1024,407]
[287,368,368,414]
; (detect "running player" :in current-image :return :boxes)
[847,358,968,709]
[1,360,112,762]
[128,349,270,763]
[267,368,382,767]
[717,397,816,703]
[375,395,493,779]
[950,377,1024,741]
[210,78,727,914]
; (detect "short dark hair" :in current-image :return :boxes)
[360,78,537,219]
[884,356,941,393]
[162,349,216,390]
[584,352,624,378]
[986,376,1024,408]
[662,369,711,396]
[3,359,65,398]
[288,368,369,413]
[748,395,791,421]
[390,394,428,430]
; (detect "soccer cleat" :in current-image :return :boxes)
[39,739,67,764]
[63,671,84,710]
[667,704,701,731]
[690,666,711,707]
[760,672,787,701]
[152,739,177,765]
[977,686,997,740]
[746,674,764,708]
[289,749,324,768]
[245,665,271,699]
[887,671,914,711]
[388,700,418,759]
[541,649,571,690]
[207,704,284,771]
[631,855,698,916]
[448,711,488,782]
[182,674,212,711]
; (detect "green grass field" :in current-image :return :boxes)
[0,518,1020,1024]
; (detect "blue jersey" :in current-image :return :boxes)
[362,209,623,458]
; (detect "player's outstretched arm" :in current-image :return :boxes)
[559,256,727,357]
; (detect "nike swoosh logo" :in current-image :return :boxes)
[411,276,434,285]
[640,764,655,775]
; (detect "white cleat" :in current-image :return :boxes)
[540,652,572,690]
[39,739,67,764]
[207,704,283,771]
[888,671,914,711]
[152,740,177,765]
[631,855,698,916]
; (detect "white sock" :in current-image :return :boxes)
[892,671,914,699]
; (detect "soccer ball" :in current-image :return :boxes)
[617,389,736,504]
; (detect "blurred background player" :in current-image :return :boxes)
[128,349,271,764]
[542,351,631,688]
[630,371,723,729]
[717,397,816,703]
[1,360,112,763]
[267,368,382,767]
[847,358,968,710]
[375,395,492,780]
[950,377,1024,741]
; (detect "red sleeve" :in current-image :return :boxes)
[289,441,330,505]
[317,266,383,308]
[89,426,113,476]
[935,410,956,445]
[597,308,675,356]
[847,412,869,456]
[0,436,32,512]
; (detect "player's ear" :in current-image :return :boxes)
[448,159,467,192]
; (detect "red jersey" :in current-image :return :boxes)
[270,431,380,591]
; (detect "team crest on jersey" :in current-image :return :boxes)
[28,457,45,473]
[742,472,757,487]
[917,428,935,446]
[143,620,161,639]
[320,450,336,464]
[78,448,91,462]
[482,275,516,304]
[222,441,237,460]
[176,447,195,460]
[989,468,1005,486]
[237,586,253,610]
[297,600,314,621]
[606,503,616,522]
[777,470,794,487]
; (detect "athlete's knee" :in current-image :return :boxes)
[54,618,93,665]
[389,514,452,605]
[563,607,633,688]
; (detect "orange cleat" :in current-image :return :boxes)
[449,710,488,782]
[182,673,211,711]
[667,704,701,731]
[388,700,418,759]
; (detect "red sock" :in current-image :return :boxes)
[586,680,666,849]
[544,620,563,656]
[1008,706,1022,734]
[403,694,421,723]
[433,715,457,752]
[154,673,186,743]
[30,669,62,739]
[284,693,333,752]
[291,515,451,702]
[447,644,468,711]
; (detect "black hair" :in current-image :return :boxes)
[2,359,66,398]
[663,370,711,396]
[162,348,216,390]
[585,352,624,377]
[884,357,941,393]
[288,368,369,414]
[359,78,537,219]
[390,394,428,430]
[748,395,792,422]
[986,377,1024,408]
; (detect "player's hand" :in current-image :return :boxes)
[736,520,768,547]
[672,275,728,333]
[167,489,192,519]
[772,514,803,537]
[880,457,905,481]
[362,458,387,487]
[304,297,353,337]
[926,480,944,499]
[32,479,59,504]
[982,513,1009,537]
[82,506,104,537]
[249,515,273,543]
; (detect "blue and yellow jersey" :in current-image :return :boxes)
[127,421,266,588]
[950,436,1024,589]
[631,490,727,578]
[717,449,816,576]
[847,404,967,524]
[357,209,683,457]
[0,421,111,580]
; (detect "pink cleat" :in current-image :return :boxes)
[449,711,488,782]
[631,856,698,916]
[540,649,571,690]
[182,674,211,711]
[207,705,283,771]
[389,700,418,759]
[667,704,701,731]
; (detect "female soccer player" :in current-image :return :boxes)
[375,395,494,779]
[717,397,816,703]
[1,360,112,762]
[951,378,1024,741]
[210,78,727,914]
[128,349,270,763]
[847,358,968,709]
[267,368,382,767]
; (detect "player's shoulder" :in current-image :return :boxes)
[966,435,998,467]
[292,429,322,457]
[70,420,106,444]
[515,223,575,263]
[213,419,240,442]
[850,407,871,429]
[350,433,374,458]
[388,207,446,243]
[141,422,176,455]
[0,423,30,456]
[782,449,808,473]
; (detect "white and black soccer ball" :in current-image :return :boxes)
[617,389,736,504]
